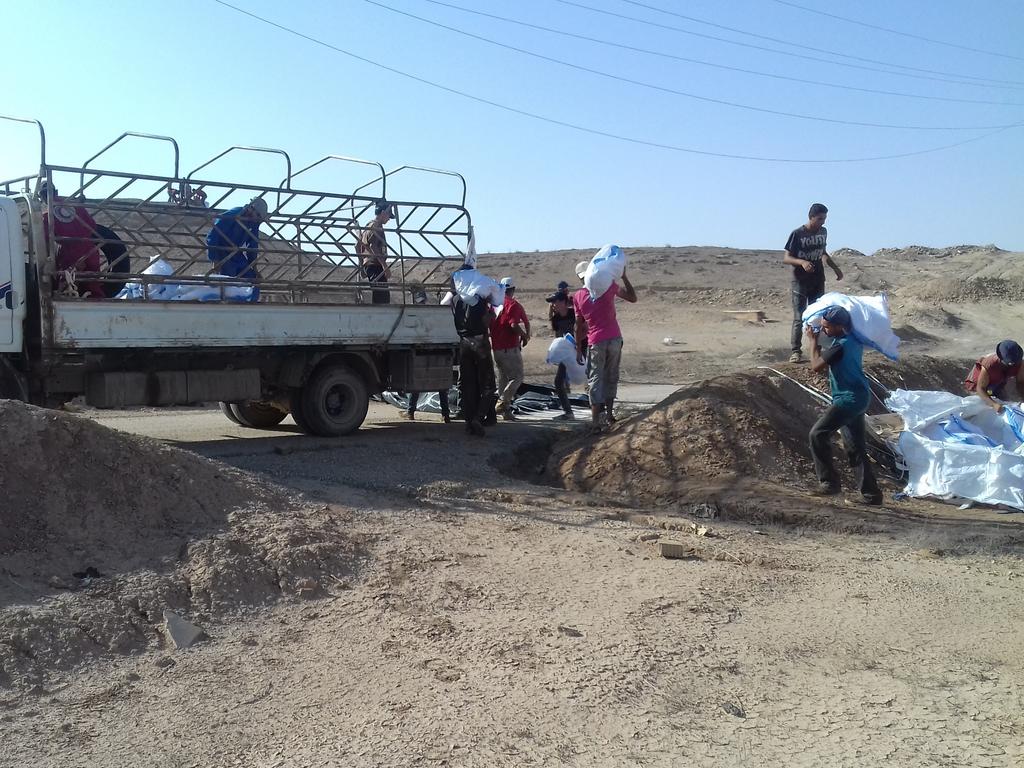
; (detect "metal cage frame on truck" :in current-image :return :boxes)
[0,115,473,435]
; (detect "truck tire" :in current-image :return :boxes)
[231,400,288,429]
[289,389,315,434]
[220,401,243,425]
[299,364,369,436]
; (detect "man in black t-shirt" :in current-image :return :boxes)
[783,203,844,362]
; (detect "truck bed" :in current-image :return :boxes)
[51,301,457,349]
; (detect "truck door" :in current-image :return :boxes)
[0,197,26,353]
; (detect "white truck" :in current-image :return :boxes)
[0,117,470,435]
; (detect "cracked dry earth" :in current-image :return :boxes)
[2,432,1023,768]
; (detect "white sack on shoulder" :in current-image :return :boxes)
[583,244,626,301]
[452,268,505,307]
[802,291,900,361]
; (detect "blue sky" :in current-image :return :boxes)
[2,0,1022,253]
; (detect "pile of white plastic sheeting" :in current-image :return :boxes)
[803,292,900,360]
[115,257,256,302]
[886,389,1024,511]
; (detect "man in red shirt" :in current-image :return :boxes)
[574,260,638,430]
[965,340,1023,413]
[39,181,104,299]
[491,277,530,421]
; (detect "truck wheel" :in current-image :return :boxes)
[232,400,288,429]
[299,364,369,436]
[289,389,315,434]
[220,401,243,425]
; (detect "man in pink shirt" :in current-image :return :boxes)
[573,259,638,429]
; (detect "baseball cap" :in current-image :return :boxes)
[248,196,270,221]
[822,305,852,328]
[997,339,1023,366]
[575,260,589,279]
[500,277,515,288]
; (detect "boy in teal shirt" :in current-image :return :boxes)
[805,306,882,505]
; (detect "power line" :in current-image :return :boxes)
[366,0,1020,131]
[209,0,1022,164]
[616,0,1024,86]
[414,0,1024,108]
[554,0,1024,91]
[767,0,1024,63]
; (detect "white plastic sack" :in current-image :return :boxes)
[115,256,256,302]
[802,292,900,361]
[546,334,587,385]
[452,268,505,308]
[583,244,626,302]
[886,389,1024,510]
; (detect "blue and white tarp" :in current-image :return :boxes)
[115,257,257,302]
[803,292,900,361]
[886,389,1024,511]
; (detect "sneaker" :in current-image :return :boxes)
[501,410,517,422]
[789,351,803,363]
[554,412,575,422]
[442,414,451,424]
[402,411,415,420]
[812,482,840,496]
[466,420,486,437]
[860,492,883,506]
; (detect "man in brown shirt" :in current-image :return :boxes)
[358,200,394,304]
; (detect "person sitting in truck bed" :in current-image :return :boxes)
[357,200,394,304]
[205,196,270,296]
[93,224,130,298]
[38,180,105,300]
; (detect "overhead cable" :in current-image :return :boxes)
[414,0,1024,108]
[210,0,1022,164]
[555,0,1024,91]
[366,0,1021,130]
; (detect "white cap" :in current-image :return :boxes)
[575,260,589,279]
[247,196,270,221]
[500,276,515,288]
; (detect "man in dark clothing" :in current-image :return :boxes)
[404,390,451,422]
[547,281,576,419]
[451,269,497,436]
[805,306,882,505]
[358,201,393,304]
[784,203,844,362]
[93,224,129,298]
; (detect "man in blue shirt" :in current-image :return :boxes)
[805,306,882,505]
[206,197,269,283]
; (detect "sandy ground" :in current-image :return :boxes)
[3,243,1024,767]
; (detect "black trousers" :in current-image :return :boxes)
[791,280,824,353]
[407,391,450,418]
[458,335,497,424]
[809,405,880,496]
[363,262,391,304]
[554,363,573,415]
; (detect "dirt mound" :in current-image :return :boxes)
[0,402,362,689]
[548,356,971,508]
[904,276,1024,303]
[549,371,824,506]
